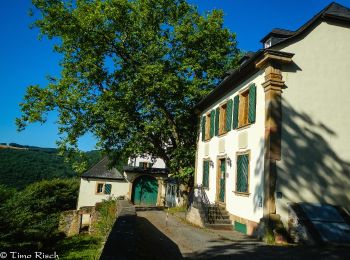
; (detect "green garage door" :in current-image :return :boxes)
[133,176,158,206]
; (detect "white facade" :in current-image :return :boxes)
[76,178,129,209]
[128,154,166,168]
[196,70,265,224]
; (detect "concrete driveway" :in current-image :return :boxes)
[135,210,350,260]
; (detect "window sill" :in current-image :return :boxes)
[218,131,228,137]
[236,123,252,131]
[233,191,250,197]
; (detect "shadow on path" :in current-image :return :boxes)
[136,215,183,259]
[186,240,350,260]
[100,202,137,260]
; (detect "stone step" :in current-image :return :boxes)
[135,206,164,211]
[213,219,232,224]
[205,223,233,231]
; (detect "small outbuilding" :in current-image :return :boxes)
[76,157,128,209]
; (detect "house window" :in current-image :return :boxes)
[202,110,216,141]
[233,84,256,129]
[202,160,210,188]
[239,90,249,127]
[139,162,148,169]
[236,153,250,194]
[205,113,211,140]
[96,183,112,195]
[219,104,227,135]
[96,183,104,194]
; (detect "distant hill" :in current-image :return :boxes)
[0,145,102,190]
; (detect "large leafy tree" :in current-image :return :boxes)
[18,0,240,180]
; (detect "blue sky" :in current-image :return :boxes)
[0,0,349,151]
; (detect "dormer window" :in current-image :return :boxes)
[260,28,294,49]
[264,38,272,49]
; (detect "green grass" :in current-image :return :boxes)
[55,234,103,260]
[166,206,187,214]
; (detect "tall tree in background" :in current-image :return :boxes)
[17,0,240,181]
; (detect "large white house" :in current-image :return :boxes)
[191,2,350,241]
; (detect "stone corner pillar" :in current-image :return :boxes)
[255,51,293,222]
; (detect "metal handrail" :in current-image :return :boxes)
[188,185,225,224]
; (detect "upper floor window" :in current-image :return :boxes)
[201,110,215,141]
[217,100,233,136]
[139,162,153,169]
[239,90,250,127]
[233,84,257,129]
[205,113,211,140]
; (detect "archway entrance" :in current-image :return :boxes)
[132,175,158,206]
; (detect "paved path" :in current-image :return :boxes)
[100,200,137,260]
[135,210,350,260]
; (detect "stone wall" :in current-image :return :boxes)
[58,206,98,236]
[186,205,205,227]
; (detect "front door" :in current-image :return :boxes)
[218,158,226,203]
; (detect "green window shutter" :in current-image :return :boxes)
[104,184,112,195]
[210,110,215,138]
[215,107,220,136]
[203,161,209,188]
[225,99,233,132]
[233,95,240,129]
[248,84,257,124]
[201,116,206,141]
[236,154,249,193]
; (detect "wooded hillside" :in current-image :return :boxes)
[0,146,101,189]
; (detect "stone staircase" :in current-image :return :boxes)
[187,186,233,230]
[204,204,232,231]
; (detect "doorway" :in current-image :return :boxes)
[216,158,226,203]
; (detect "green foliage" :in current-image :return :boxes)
[0,184,16,204]
[0,147,102,189]
[54,234,102,260]
[0,179,79,250]
[95,199,117,238]
[18,0,241,181]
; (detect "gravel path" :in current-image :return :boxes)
[135,210,350,260]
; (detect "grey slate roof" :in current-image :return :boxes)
[260,28,295,43]
[264,2,350,48]
[82,157,125,180]
[195,49,294,112]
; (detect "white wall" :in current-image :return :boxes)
[77,178,129,209]
[127,155,166,168]
[196,70,266,223]
[274,21,350,225]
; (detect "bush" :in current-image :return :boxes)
[0,179,79,250]
[95,199,117,238]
